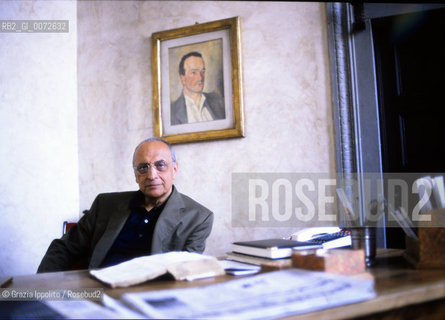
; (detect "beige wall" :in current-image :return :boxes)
[0,0,335,277]
[0,0,78,276]
[78,1,336,257]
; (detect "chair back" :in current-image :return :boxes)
[62,221,77,236]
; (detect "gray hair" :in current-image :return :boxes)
[132,137,176,166]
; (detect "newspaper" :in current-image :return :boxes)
[43,300,121,319]
[121,269,375,319]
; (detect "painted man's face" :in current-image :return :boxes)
[180,56,206,95]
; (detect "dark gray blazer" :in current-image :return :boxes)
[37,187,213,273]
[171,92,226,125]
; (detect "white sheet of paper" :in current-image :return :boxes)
[218,259,261,275]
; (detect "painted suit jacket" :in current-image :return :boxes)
[171,92,226,125]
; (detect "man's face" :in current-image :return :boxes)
[180,56,206,95]
[133,141,178,204]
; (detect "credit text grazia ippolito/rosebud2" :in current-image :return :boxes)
[0,288,103,301]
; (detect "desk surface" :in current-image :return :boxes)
[4,249,445,320]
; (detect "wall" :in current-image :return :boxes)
[77,1,335,258]
[0,1,334,277]
[0,0,78,276]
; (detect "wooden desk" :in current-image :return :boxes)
[4,249,445,319]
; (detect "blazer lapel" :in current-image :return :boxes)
[203,96,217,119]
[89,200,131,268]
[151,186,184,253]
[174,95,188,124]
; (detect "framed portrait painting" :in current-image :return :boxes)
[152,17,244,144]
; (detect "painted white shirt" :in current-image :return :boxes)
[184,93,214,123]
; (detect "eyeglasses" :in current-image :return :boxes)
[134,161,170,174]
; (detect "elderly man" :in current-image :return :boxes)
[171,51,225,125]
[37,138,213,272]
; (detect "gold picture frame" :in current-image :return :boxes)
[152,17,244,144]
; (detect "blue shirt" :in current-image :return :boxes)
[100,191,165,268]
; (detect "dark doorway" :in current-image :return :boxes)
[372,8,445,247]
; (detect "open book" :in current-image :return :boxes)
[89,251,225,288]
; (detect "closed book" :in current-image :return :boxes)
[225,252,292,270]
[232,239,322,259]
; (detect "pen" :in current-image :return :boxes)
[0,276,13,288]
